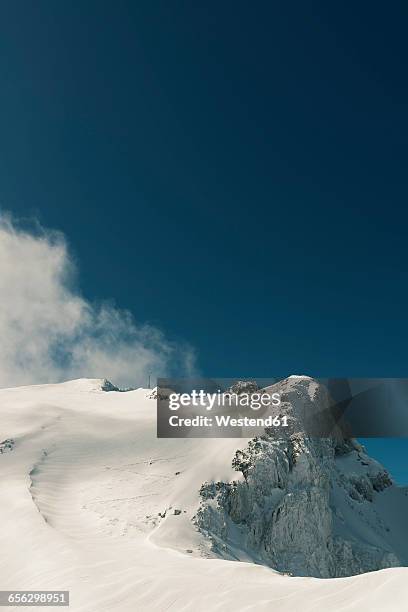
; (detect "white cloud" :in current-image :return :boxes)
[0,214,195,389]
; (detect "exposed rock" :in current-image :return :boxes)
[101,379,135,392]
[194,376,400,578]
[0,439,14,454]
[229,380,259,395]
[101,379,120,392]
[370,470,393,492]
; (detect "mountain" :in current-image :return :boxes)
[196,376,408,577]
[0,376,407,611]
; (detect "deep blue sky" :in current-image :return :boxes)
[1,3,408,478]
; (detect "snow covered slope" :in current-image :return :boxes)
[0,377,407,611]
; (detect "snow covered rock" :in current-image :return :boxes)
[195,376,405,578]
[229,380,259,395]
[101,379,120,392]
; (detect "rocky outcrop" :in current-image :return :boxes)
[229,380,259,395]
[101,379,120,392]
[195,376,401,578]
[0,439,14,454]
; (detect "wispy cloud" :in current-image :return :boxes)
[0,213,195,389]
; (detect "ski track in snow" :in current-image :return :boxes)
[0,378,407,611]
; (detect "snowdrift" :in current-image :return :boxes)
[0,376,407,611]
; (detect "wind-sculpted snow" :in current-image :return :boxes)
[195,377,407,578]
[1,376,408,610]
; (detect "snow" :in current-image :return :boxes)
[0,378,407,611]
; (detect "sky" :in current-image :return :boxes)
[0,2,407,480]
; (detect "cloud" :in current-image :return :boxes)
[0,214,195,389]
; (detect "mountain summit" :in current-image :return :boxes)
[196,376,408,577]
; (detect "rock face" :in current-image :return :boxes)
[195,376,405,578]
[101,379,135,392]
[101,379,120,392]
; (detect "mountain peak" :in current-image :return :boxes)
[195,378,407,578]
